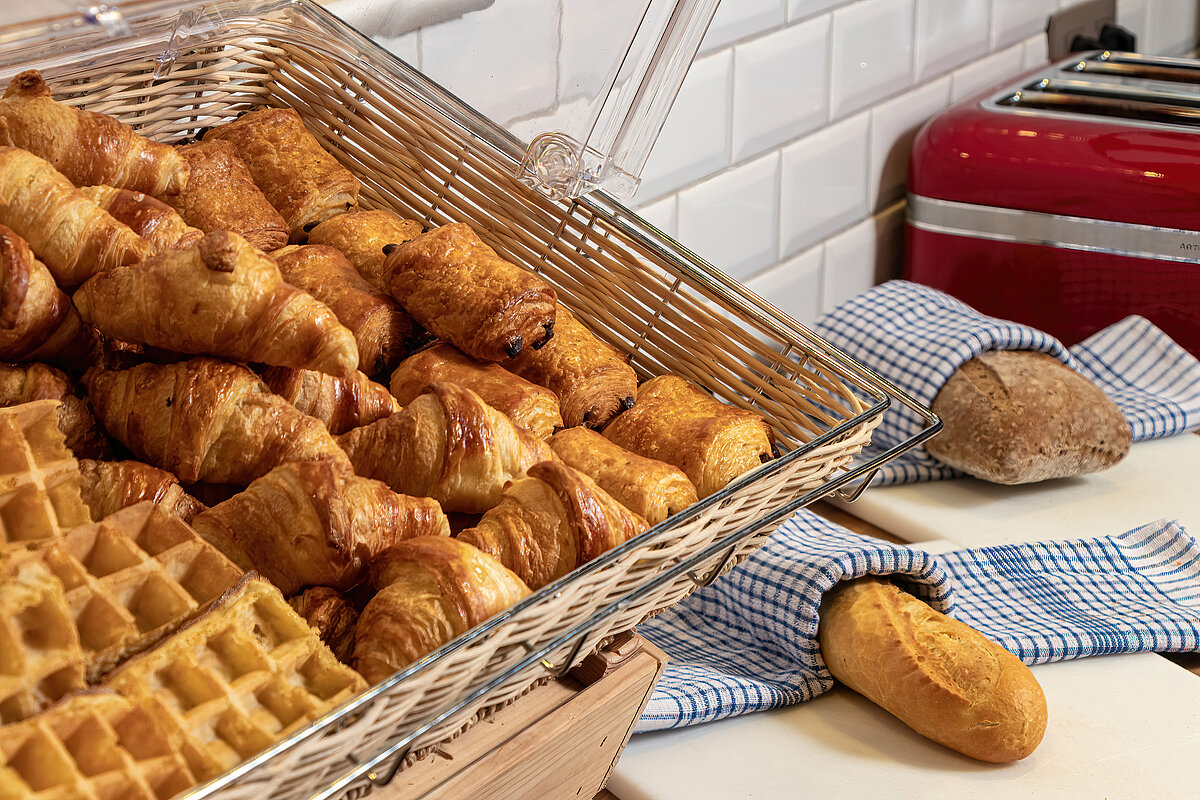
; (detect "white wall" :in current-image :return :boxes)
[630,0,1200,328]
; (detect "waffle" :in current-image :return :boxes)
[0,556,87,724]
[0,401,91,553]
[0,691,197,800]
[34,502,244,683]
[104,574,368,780]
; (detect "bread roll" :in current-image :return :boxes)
[818,577,1047,763]
[926,350,1131,484]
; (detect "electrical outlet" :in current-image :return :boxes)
[1046,0,1118,60]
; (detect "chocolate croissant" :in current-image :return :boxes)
[602,375,775,498]
[0,147,151,287]
[273,244,417,377]
[389,343,562,439]
[306,209,424,290]
[354,536,530,683]
[337,382,556,514]
[191,459,449,595]
[0,70,188,195]
[289,587,359,663]
[457,460,648,590]
[164,138,289,250]
[548,426,698,525]
[0,224,92,369]
[77,458,204,523]
[80,185,203,253]
[84,358,351,485]
[382,223,557,361]
[203,107,359,239]
[507,304,636,429]
[261,366,398,435]
[0,362,111,458]
[74,230,360,377]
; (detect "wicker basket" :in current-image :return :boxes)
[0,2,939,798]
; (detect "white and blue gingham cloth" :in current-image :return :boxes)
[637,510,1200,732]
[815,281,1200,485]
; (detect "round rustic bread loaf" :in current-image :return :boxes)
[925,350,1131,484]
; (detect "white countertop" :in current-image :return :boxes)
[610,434,1200,799]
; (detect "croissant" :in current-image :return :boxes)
[354,536,530,682]
[337,382,556,514]
[80,185,203,253]
[0,224,93,369]
[273,244,417,376]
[0,70,188,195]
[0,362,112,458]
[164,138,289,250]
[602,375,775,499]
[389,343,562,439]
[458,460,647,590]
[289,586,360,663]
[191,459,448,595]
[83,357,351,485]
[548,426,698,525]
[203,107,359,239]
[0,147,151,287]
[306,209,424,290]
[382,223,557,361]
[507,304,636,429]
[261,366,398,435]
[77,458,204,523]
[74,230,360,377]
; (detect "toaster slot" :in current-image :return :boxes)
[1064,51,1200,86]
[997,86,1200,128]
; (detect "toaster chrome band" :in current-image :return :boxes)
[908,194,1200,265]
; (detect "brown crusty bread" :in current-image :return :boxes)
[925,350,1131,484]
[818,577,1047,763]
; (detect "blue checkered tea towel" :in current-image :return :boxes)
[814,281,1200,485]
[636,509,1200,732]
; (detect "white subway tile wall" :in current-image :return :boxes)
[337,0,1200,328]
[629,0,1200,325]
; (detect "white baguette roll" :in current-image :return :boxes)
[818,577,1047,762]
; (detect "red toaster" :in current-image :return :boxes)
[905,50,1200,356]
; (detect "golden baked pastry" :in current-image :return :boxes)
[0,224,92,369]
[190,459,449,595]
[83,358,351,485]
[548,426,698,525]
[289,586,359,663]
[261,365,399,435]
[74,229,360,377]
[0,363,112,458]
[508,303,636,429]
[77,458,204,523]
[80,184,203,253]
[390,343,563,439]
[337,382,557,514]
[382,223,557,361]
[458,460,647,590]
[273,243,417,376]
[203,107,360,239]
[603,375,775,498]
[354,536,530,683]
[164,138,289,250]
[0,146,151,287]
[0,70,188,195]
[306,208,424,290]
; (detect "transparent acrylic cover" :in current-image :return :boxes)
[0,0,719,200]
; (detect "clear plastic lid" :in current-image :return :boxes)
[0,0,720,200]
